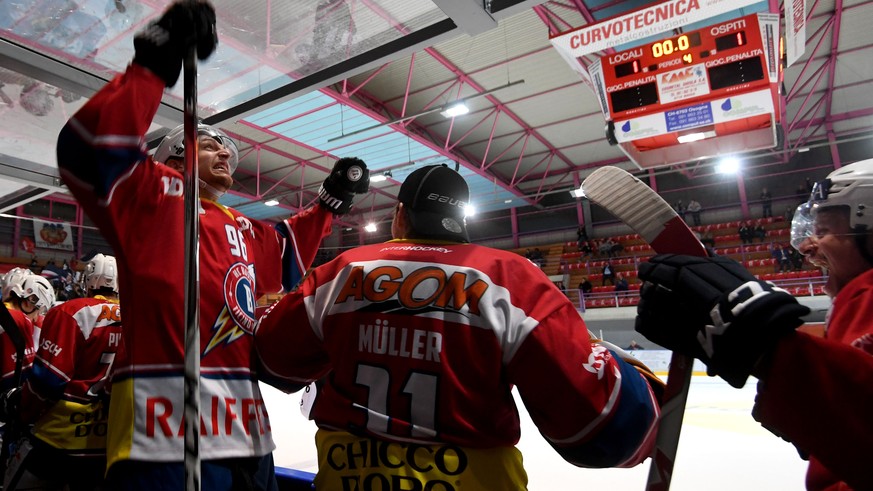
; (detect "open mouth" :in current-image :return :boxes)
[213,163,229,173]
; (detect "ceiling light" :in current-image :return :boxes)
[464,204,476,217]
[327,80,524,142]
[370,170,392,183]
[677,130,715,144]
[364,222,377,232]
[504,199,512,204]
[440,102,470,118]
[716,157,741,174]
[570,187,586,198]
[264,199,279,206]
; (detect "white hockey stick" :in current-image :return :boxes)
[581,166,707,491]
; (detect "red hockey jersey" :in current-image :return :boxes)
[21,296,122,455]
[57,64,333,468]
[0,304,35,391]
[754,268,873,491]
[256,239,659,488]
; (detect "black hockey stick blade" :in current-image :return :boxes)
[581,166,706,491]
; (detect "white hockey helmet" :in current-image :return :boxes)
[791,159,873,249]
[2,267,33,301]
[83,253,119,294]
[20,275,55,315]
[153,123,239,173]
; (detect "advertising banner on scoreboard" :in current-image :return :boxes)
[657,63,710,104]
[614,88,774,143]
[550,0,761,59]
[33,218,74,251]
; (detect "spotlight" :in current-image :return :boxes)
[440,102,469,118]
[364,223,377,232]
[716,157,741,174]
[264,199,279,206]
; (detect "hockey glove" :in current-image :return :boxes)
[0,387,21,423]
[635,254,809,388]
[133,0,218,87]
[318,157,370,214]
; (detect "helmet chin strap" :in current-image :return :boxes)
[199,179,226,201]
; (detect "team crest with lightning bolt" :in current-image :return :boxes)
[205,262,258,355]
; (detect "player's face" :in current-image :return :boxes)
[810,208,870,296]
[197,135,234,193]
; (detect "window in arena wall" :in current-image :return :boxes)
[22,198,77,222]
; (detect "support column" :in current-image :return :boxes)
[510,207,520,249]
[736,172,750,219]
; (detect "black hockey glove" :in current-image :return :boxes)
[0,387,21,423]
[318,157,370,215]
[133,0,218,87]
[635,254,809,388]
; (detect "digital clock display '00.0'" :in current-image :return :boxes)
[651,31,702,58]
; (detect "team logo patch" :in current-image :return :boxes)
[223,262,257,334]
[441,217,463,234]
[346,165,363,182]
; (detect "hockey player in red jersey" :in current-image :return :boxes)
[255,165,662,489]
[634,159,873,490]
[1,274,54,391]
[55,1,369,489]
[6,253,122,489]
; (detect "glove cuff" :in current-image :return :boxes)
[708,283,809,387]
[318,185,354,215]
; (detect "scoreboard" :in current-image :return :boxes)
[588,13,783,169]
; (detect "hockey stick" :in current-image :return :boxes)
[581,166,707,491]
[181,19,202,491]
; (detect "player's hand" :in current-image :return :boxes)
[0,387,21,423]
[635,254,809,388]
[133,0,218,87]
[318,157,370,215]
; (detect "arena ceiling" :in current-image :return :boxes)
[0,0,869,236]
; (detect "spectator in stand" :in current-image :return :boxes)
[602,259,615,286]
[788,247,805,271]
[796,179,813,198]
[754,223,767,242]
[614,273,629,295]
[687,199,702,226]
[579,240,593,259]
[675,200,686,220]
[578,277,593,296]
[785,205,795,222]
[598,238,614,257]
[738,220,752,244]
[760,187,773,218]
[771,243,791,273]
[576,226,588,250]
[531,248,545,268]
